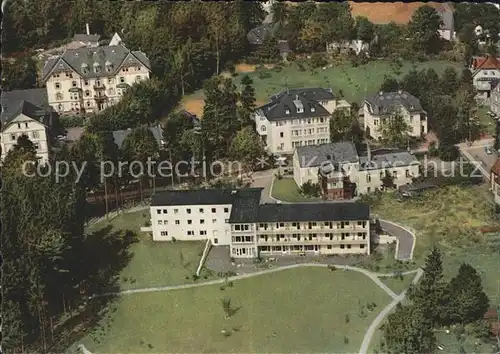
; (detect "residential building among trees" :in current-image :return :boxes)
[146,188,371,258]
[362,90,428,140]
[1,88,55,162]
[293,141,420,199]
[253,88,351,154]
[469,55,500,101]
[42,44,151,115]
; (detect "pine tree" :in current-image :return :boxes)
[494,119,500,152]
[442,263,489,325]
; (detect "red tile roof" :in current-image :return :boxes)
[492,158,500,177]
[471,56,500,71]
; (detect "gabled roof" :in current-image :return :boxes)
[295,141,359,168]
[256,88,335,121]
[72,34,101,43]
[247,23,276,45]
[112,127,163,149]
[491,157,500,177]
[471,56,500,73]
[42,44,151,81]
[1,88,52,127]
[179,109,201,127]
[359,150,419,171]
[364,90,423,115]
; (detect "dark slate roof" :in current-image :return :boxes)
[364,90,423,115]
[151,188,263,207]
[42,44,151,81]
[247,24,275,45]
[112,127,163,149]
[228,188,264,223]
[179,109,201,127]
[73,34,101,43]
[254,202,370,222]
[1,88,52,126]
[359,149,419,171]
[295,142,359,168]
[256,88,335,121]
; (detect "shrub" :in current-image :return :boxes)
[343,336,349,344]
[309,53,328,69]
[258,70,272,79]
[300,181,321,197]
[345,314,350,323]
[171,237,177,243]
[296,61,306,71]
[60,115,86,128]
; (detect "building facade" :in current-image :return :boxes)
[363,90,428,140]
[148,188,371,258]
[254,88,351,155]
[469,56,500,101]
[42,44,151,115]
[1,89,54,162]
[490,158,500,205]
[489,81,500,116]
[293,141,420,199]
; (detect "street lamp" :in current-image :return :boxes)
[193,127,207,183]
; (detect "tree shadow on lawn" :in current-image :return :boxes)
[47,225,138,352]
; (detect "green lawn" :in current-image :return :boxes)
[75,268,392,353]
[271,177,322,202]
[86,211,212,291]
[369,185,500,301]
[184,60,462,107]
[379,273,416,295]
[476,105,495,136]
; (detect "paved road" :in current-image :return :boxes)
[378,219,416,261]
[91,263,421,299]
[358,268,424,354]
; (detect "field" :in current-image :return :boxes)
[379,273,416,295]
[86,211,211,291]
[369,185,500,301]
[271,177,322,202]
[75,268,392,353]
[477,105,496,136]
[181,60,462,116]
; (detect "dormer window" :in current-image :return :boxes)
[93,62,101,73]
[105,61,113,72]
[311,106,315,112]
[285,109,290,114]
[81,63,89,74]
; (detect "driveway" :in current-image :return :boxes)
[378,220,415,261]
[250,169,275,204]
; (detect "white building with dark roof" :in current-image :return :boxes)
[254,88,351,154]
[147,187,371,258]
[363,90,428,140]
[293,141,420,199]
[1,88,55,162]
[42,44,151,115]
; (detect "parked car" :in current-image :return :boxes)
[485,146,493,155]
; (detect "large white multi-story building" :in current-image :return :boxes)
[363,90,428,140]
[293,141,420,199]
[1,88,55,163]
[41,44,151,115]
[254,88,351,155]
[148,188,371,258]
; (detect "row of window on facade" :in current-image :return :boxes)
[159,230,213,238]
[56,90,123,101]
[53,75,143,91]
[157,218,228,226]
[80,64,142,75]
[260,116,327,125]
[366,169,412,181]
[291,139,329,148]
[156,207,230,215]
[233,232,367,243]
[257,220,366,229]
[257,244,365,252]
[9,130,39,141]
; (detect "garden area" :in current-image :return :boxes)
[85,211,214,291]
[180,59,462,117]
[72,267,392,353]
[271,177,322,202]
[367,184,500,301]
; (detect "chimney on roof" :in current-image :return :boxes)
[86,23,90,36]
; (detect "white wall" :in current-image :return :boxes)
[1,114,49,162]
[354,164,420,194]
[150,204,232,245]
[363,103,427,139]
[45,59,150,114]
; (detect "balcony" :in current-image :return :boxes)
[94,83,105,90]
[256,226,366,234]
[256,238,367,246]
[94,94,107,101]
